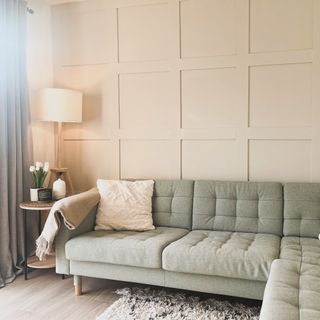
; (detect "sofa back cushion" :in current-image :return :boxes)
[152,180,194,230]
[192,181,283,236]
[284,183,320,238]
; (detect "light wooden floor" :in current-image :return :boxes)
[0,269,125,320]
[0,269,261,320]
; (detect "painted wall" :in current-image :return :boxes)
[27,0,55,168]
[50,0,320,192]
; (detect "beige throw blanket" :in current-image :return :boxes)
[36,188,100,261]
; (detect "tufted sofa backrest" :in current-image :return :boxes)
[192,181,284,236]
[284,183,320,238]
[152,180,194,229]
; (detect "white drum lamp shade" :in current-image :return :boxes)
[38,88,83,169]
[38,88,83,123]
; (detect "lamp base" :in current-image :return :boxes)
[48,168,74,196]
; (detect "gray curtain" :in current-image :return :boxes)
[0,0,32,287]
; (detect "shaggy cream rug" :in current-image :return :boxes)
[97,287,260,320]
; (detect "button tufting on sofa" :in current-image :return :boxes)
[162,230,280,281]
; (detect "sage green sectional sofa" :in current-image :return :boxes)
[55,180,320,320]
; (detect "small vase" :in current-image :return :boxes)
[30,188,40,202]
[53,178,66,200]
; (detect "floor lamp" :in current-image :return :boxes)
[38,88,83,196]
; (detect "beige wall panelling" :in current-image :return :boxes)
[53,0,117,66]
[179,0,250,181]
[249,140,311,182]
[119,71,173,129]
[248,0,319,183]
[120,140,180,180]
[52,0,119,140]
[311,1,320,181]
[117,1,170,62]
[230,0,249,180]
[51,0,320,188]
[181,67,237,128]
[180,0,236,58]
[182,140,238,180]
[60,9,111,66]
[63,140,118,192]
[249,63,312,127]
[250,0,313,53]
[52,1,120,186]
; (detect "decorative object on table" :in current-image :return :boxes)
[19,201,56,280]
[38,88,83,196]
[52,178,66,200]
[95,179,155,231]
[29,161,50,201]
[37,188,52,202]
[97,287,260,320]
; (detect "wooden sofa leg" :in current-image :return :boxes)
[74,275,82,296]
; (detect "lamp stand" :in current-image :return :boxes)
[57,121,63,169]
[48,122,75,196]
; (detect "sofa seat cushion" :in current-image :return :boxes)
[65,227,188,269]
[281,236,320,265]
[260,259,320,320]
[162,230,280,281]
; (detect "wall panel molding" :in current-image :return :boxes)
[51,0,320,191]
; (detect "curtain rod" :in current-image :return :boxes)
[27,7,34,14]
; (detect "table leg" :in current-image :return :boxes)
[24,210,28,280]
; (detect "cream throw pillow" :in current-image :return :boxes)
[95,179,155,231]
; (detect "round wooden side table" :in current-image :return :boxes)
[20,201,55,280]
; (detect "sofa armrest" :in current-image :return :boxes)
[55,204,98,275]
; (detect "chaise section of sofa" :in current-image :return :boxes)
[260,259,320,320]
[260,183,320,319]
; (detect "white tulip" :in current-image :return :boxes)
[44,162,50,172]
[29,165,35,172]
[35,161,43,168]
[35,161,43,170]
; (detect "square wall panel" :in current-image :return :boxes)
[61,10,112,65]
[182,140,237,180]
[120,72,172,129]
[250,0,313,53]
[63,140,118,192]
[249,140,311,182]
[118,3,169,62]
[250,63,312,127]
[182,68,237,128]
[180,0,236,58]
[121,140,179,179]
